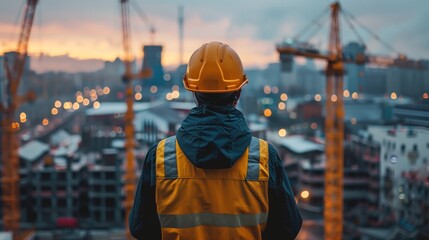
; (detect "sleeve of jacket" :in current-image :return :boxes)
[129,143,161,240]
[262,143,303,240]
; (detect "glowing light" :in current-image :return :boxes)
[93,101,100,109]
[76,91,83,97]
[63,102,72,110]
[83,98,90,106]
[91,95,98,101]
[90,89,97,96]
[272,86,279,94]
[166,92,173,101]
[55,100,62,108]
[314,94,321,102]
[390,155,398,164]
[301,190,310,199]
[150,86,158,93]
[391,92,397,100]
[263,109,272,117]
[11,122,20,129]
[51,108,58,115]
[76,95,84,103]
[423,92,429,99]
[97,88,104,96]
[135,85,142,93]
[135,92,142,100]
[20,117,27,123]
[42,118,49,126]
[278,102,286,110]
[343,90,350,97]
[73,102,80,110]
[164,73,171,81]
[399,193,405,200]
[352,92,359,99]
[351,118,357,125]
[172,90,180,99]
[263,85,271,94]
[20,112,27,119]
[278,128,287,137]
[280,93,288,101]
[103,87,110,95]
[311,122,318,129]
[172,85,179,91]
[331,94,338,102]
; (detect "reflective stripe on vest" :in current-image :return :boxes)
[155,136,269,239]
[163,136,177,178]
[159,212,268,228]
[247,137,260,181]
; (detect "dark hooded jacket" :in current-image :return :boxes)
[129,105,302,240]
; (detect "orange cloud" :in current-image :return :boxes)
[2,13,278,72]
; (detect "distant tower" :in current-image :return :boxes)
[178,5,184,66]
[343,42,366,93]
[141,45,165,90]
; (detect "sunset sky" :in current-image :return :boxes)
[1,0,428,72]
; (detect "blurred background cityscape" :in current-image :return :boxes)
[0,0,428,239]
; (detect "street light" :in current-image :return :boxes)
[301,190,310,199]
[295,190,310,204]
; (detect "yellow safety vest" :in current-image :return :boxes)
[155,136,269,240]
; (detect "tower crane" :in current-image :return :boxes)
[277,2,423,239]
[0,0,38,237]
[119,0,151,239]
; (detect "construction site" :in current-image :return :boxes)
[1,0,429,239]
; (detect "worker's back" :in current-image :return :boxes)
[156,134,269,240]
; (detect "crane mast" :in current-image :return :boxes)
[120,1,136,239]
[1,0,38,235]
[120,0,152,238]
[324,3,344,239]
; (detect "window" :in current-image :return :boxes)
[401,144,406,154]
[41,172,50,181]
[41,199,52,208]
[106,172,116,179]
[57,172,66,181]
[106,185,116,192]
[106,198,116,208]
[58,199,66,207]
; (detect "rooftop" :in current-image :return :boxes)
[19,140,49,162]
[85,101,164,116]
[273,135,324,154]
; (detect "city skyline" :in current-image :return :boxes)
[1,0,428,73]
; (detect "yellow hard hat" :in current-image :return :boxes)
[183,41,248,93]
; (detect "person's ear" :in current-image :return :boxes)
[232,90,241,107]
[192,93,199,107]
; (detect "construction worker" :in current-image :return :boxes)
[129,41,302,240]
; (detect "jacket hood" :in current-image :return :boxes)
[176,105,252,169]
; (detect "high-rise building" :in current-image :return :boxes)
[359,56,428,99]
[366,125,429,227]
[141,45,165,93]
[343,42,366,93]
